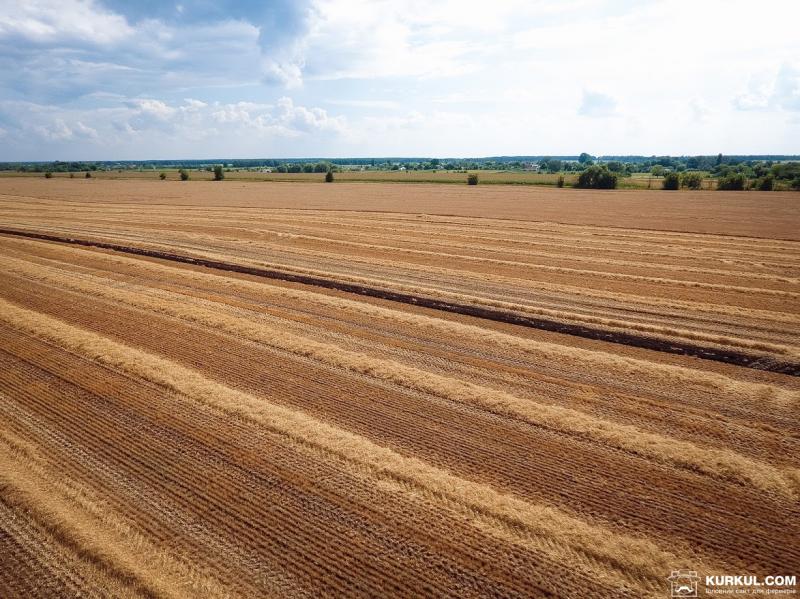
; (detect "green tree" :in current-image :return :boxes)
[681,172,702,189]
[662,172,680,190]
[213,165,224,181]
[771,162,800,180]
[179,169,189,181]
[717,173,746,190]
[754,175,774,191]
[545,159,563,172]
[85,171,92,178]
[578,152,594,165]
[467,173,478,185]
[325,170,334,183]
[576,165,617,189]
[159,172,167,180]
[650,165,665,177]
[44,171,53,178]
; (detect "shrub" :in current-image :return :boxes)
[576,165,617,189]
[85,171,92,178]
[556,175,565,188]
[791,177,800,191]
[662,172,680,190]
[754,175,774,191]
[771,162,800,181]
[213,165,224,181]
[44,171,53,178]
[467,173,479,185]
[179,169,189,181]
[681,172,702,189]
[159,172,167,180]
[325,170,334,183]
[717,173,746,191]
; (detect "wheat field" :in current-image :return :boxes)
[0,179,798,598]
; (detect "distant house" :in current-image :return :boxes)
[523,162,540,172]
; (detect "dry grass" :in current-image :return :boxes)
[0,424,230,599]
[0,298,714,593]
[2,260,797,498]
[3,248,797,405]
[1,185,798,596]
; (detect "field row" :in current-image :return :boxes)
[2,178,798,239]
[1,182,798,597]
[1,198,797,367]
[1,234,798,596]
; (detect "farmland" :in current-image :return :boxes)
[0,178,799,598]
[0,167,705,189]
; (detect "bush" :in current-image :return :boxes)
[754,175,774,191]
[467,173,478,185]
[179,169,189,181]
[771,162,800,181]
[556,175,565,188]
[576,165,617,189]
[213,165,224,181]
[681,172,702,189]
[791,177,800,191]
[159,172,167,180]
[85,171,92,178]
[717,173,746,191]
[325,170,334,183]
[44,171,53,178]
[69,173,75,178]
[662,172,680,190]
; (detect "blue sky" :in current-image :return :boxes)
[1,0,798,160]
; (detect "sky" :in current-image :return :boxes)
[0,0,798,160]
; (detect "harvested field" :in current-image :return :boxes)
[2,177,799,238]
[1,179,798,598]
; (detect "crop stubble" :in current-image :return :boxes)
[0,180,798,598]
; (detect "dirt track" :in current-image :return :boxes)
[1,180,798,597]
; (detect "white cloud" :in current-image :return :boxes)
[689,98,711,124]
[0,96,350,158]
[0,0,132,45]
[773,64,800,111]
[733,63,800,112]
[578,91,617,118]
[1,0,799,157]
[34,119,74,141]
[73,121,99,139]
